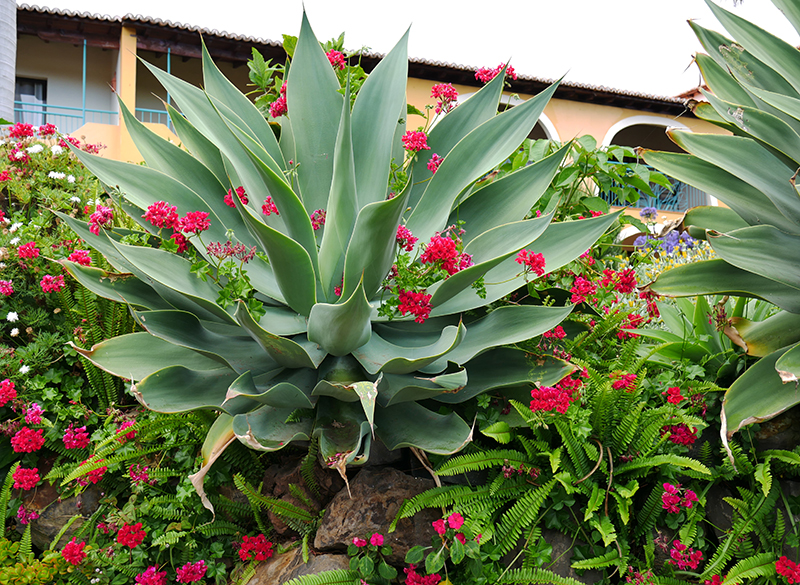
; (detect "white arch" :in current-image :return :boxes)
[456,92,560,142]
[600,114,690,148]
[601,115,718,207]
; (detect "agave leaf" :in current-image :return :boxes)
[201,39,285,167]
[701,90,800,165]
[453,145,569,243]
[191,414,237,513]
[695,53,759,108]
[649,258,800,313]
[694,295,727,355]
[233,405,313,451]
[237,201,317,316]
[721,346,799,441]
[706,0,800,95]
[307,280,372,356]
[314,397,372,466]
[407,80,560,242]
[135,365,259,415]
[342,178,412,300]
[709,225,800,290]
[727,311,800,356]
[71,332,228,381]
[683,206,749,239]
[378,368,467,407]
[668,131,800,227]
[422,305,572,372]
[775,341,800,382]
[771,0,800,36]
[429,212,555,306]
[224,370,316,409]
[374,402,472,454]
[353,323,466,375]
[109,238,237,324]
[166,102,228,184]
[318,81,358,296]
[235,301,327,369]
[134,309,281,376]
[351,27,409,207]
[60,261,171,310]
[287,12,344,213]
[431,213,619,317]
[407,63,507,210]
[642,149,799,234]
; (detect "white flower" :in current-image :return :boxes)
[9,237,19,245]
[26,144,43,154]
[0,263,5,269]
[70,196,81,204]
[11,150,26,161]
[7,311,18,322]
[19,365,30,374]
[67,175,75,184]
[9,222,22,233]
[48,171,66,180]
[51,145,64,155]
[10,328,18,337]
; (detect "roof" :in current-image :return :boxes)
[17,4,690,116]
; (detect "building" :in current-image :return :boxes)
[13,4,725,217]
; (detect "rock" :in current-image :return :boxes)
[363,440,403,467]
[19,482,101,550]
[754,406,800,451]
[248,547,350,585]
[261,456,345,536]
[539,529,601,584]
[704,484,735,540]
[314,467,439,565]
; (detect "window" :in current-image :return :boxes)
[14,77,47,126]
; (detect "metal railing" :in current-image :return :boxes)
[599,164,710,212]
[135,108,171,128]
[13,102,118,135]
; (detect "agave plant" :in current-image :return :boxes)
[59,15,617,504]
[642,0,800,454]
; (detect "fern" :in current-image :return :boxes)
[495,479,557,555]
[49,514,83,549]
[554,420,589,477]
[498,567,585,585]
[721,552,777,584]
[611,402,644,453]
[615,454,710,476]
[301,437,322,498]
[392,485,483,529]
[17,524,32,563]
[195,520,244,537]
[773,509,785,544]
[68,572,93,585]
[570,549,620,570]
[152,531,187,546]
[436,449,529,476]
[283,570,360,585]
[0,462,18,534]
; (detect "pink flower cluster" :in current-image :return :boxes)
[130,464,156,485]
[63,424,91,449]
[420,232,472,276]
[12,466,40,490]
[143,201,179,230]
[475,63,517,84]
[516,249,546,277]
[570,276,597,304]
[68,249,92,266]
[17,505,40,525]
[89,205,114,235]
[239,534,274,561]
[777,556,800,584]
[310,209,326,230]
[610,371,637,391]
[667,540,703,570]
[396,225,418,251]
[0,280,13,296]
[430,83,458,114]
[427,153,443,174]
[661,483,698,514]
[0,378,16,406]
[61,538,87,565]
[40,274,65,293]
[262,195,279,216]
[76,458,107,486]
[662,423,697,446]
[397,288,432,324]
[8,123,35,138]
[600,268,637,294]
[207,241,257,263]
[11,427,45,453]
[402,130,431,152]
[25,403,43,424]
[17,242,40,259]
[270,83,288,118]
[117,522,147,548]
[326,50,346,70]
[530,370,586,414]
[543,326,566,340]
[135,566,168,585]
[176,560,207,583]
[142,201,211,238]
[662,386,685,404]
[225,186,249,207]
[432,513,469,545]
[404,565,442,585]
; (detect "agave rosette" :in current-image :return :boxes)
[60,15,618,487]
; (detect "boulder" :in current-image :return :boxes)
[19,482,101,550]
[248,547,350,585]
[314,467,439,565]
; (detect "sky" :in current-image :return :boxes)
[19,0,800,97]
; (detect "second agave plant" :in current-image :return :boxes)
[61,14,617,501]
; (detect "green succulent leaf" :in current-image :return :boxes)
[374,402,472,454]
[233,406,313,451]
[314,398,372,466]
[727,311,800,357]
[166,102,229,184]
[353,323,466,375]
[307,280,373,356]
[59,261,171,311]
[224,370,316,409]
[682,206,749,239]
[775,341,800,383]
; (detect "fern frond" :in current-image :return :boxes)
[0,462,19,534]
[195,520,244,537]
[49,514,83,549]
[634,482,665,539]
[495,479,557,554]
[152,531,187,546]
[611,403,644,453]
[68,572,93,585]
[289,483,315,510]
[283,570,360,585]
[17,524,32,563]
[570,549,620,570]
[234,474,315,523]
[301,438,322,499]
[774,509,785,544]
[554,420,589,477]
[722,552,777,584]
[616,454,710,477]
[392,485,481,529]
[498,567,584,585]
[436,450,528,476]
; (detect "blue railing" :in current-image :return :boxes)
[13,102,117,135]
[599,164,710,212]
[135,108,171,128]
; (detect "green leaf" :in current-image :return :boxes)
[407,80,560,242]
[590,515,618,547]
[754,461,772,497]
[405,546,426,565]
[728,311,800,357]
[683,206,750,239]
[378,561,397,580]
[71,332,227,381]
[481,421,512,444]
[450,537,465,564]
[710,225,800,290]
[224,370,316,409]
[166,103,229,184]
[286,12,344,213]
[60,261,171,311]
[351,28,409,206]
[584,485,603,521]
[233,405,313,451]
[307,280,372,356]
[314,398,372,466]
[425,547,446,575]
[775,341,800,383]
[353,323,466,375]
[235,301,327,369]
[722,346,800,438]
[375,402,472,454]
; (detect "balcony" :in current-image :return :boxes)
[13,102,173,136]
[599,164,711,213]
